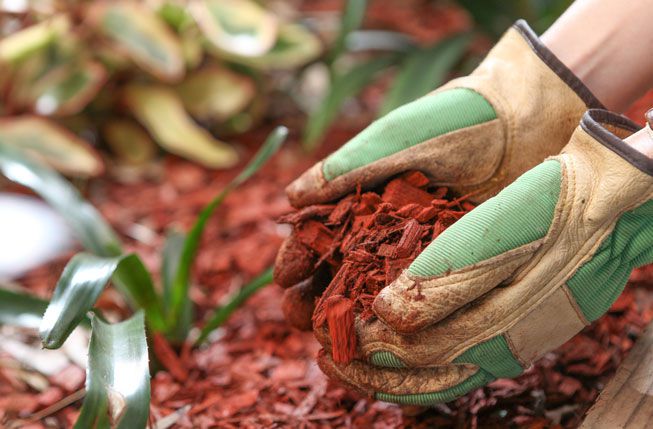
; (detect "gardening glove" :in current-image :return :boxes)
[317,109,653,406]
[275,19,604,329]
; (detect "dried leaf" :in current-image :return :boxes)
[124,84,238,168]
[177,66,256,122]
[0,116,103,177]
[102,119,157,165]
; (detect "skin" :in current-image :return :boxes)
[542,0,653,113]
[541,0,653,156]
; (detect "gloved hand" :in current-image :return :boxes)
[275,20,603,330]
[316,109,652,405]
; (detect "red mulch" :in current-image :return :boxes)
[276,171,474,364]
[4,2,653,426]
[5,121,653,428]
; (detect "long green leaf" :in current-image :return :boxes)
[379,33,472,116]
[167,127,288,325]
[40,253,165,349]
[327,0,368,65]
[0,288,48,329]
[161,230,191,341]
[75,312,150,429]
[304,55,397,149]
[0,143,121,256]
[196,267,272,345]
[112,254,167,332]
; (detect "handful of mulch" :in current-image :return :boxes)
[275,171,474,364]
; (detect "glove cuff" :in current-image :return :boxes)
[444,20,605,201]
[579,109,650,173]
[512,20,604,109]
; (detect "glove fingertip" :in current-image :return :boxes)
[286,162,328,207]
[273,236,317,288]
[372,274,429,334]
[281,278,320,331]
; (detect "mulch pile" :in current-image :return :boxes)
[276,171,474,364]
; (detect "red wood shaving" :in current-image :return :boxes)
[279,171,474,363]
[324,295,357,363]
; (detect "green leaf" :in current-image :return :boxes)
[39,253,166,349]
[124,84,239,169]
[102,119,157,165]
[0,16,69,64]
[112,254,167,332]
[90,2,184,82]
[0,143,121,256]
[345,30,414,53]
[211,24,322,71]
[191,0,278,57]
[75,311,150,429]
[161,230,185,310]
[161,230,192,341]
[196,267,272,345]
[167,126,288,325]
[157,1,193,31]
[327,0,367,64]
[380,33,472,116]
[0,116,104,177]
[0,288,48,329]
[177,66,256,122]
[29,60,107,116]
[304,55,397,149]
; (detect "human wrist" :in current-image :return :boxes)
[541,0,653,112]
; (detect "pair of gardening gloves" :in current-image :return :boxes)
[275,20,653,405]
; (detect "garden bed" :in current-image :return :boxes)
[3,119,653,428]
[4,0,653,425]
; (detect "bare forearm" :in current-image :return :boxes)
[542,0,653,112]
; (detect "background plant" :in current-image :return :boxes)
[0,126,287,427]
[302,0,573,148]
[0,0,318,175]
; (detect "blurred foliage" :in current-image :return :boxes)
[457,0,572,37]
[303,0,572,148]
[0,127,286,427]
[0,0,319,175]
[0,0,574,160]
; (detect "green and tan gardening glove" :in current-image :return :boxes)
[275,20,604,329]
[316,109,653,405]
